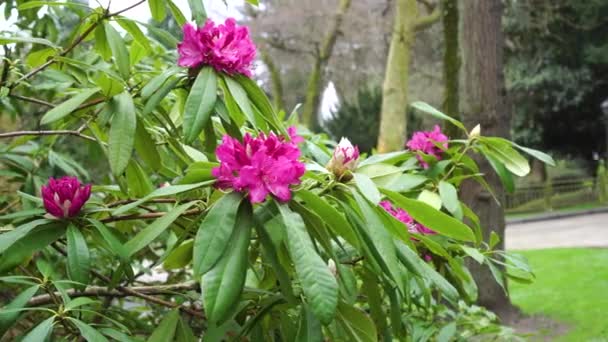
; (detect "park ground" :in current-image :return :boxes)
[506,212,608,341]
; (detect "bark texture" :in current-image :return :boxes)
[441,0,461,138]
[377,0,440,152]
[458,0,518,319]
[301,0,352,130]
[259,46,285,110]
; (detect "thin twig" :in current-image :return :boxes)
[0,130,96,142]
[108,0,146,16]
[100,208,203,223]
[8,94,54,107]
[107,198,178,208]
[27,282,199,306]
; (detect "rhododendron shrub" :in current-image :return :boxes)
[0,2,551,341]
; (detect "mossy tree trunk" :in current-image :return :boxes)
[259,46,284,110]
[301,0,352,131]
[458,0,519,320]
[441,0,461,138]
[377,0,441,152]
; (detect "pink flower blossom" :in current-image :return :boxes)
[212,127,305,204]
[41,177,91,218]
[380,200,435,235]
[178,18,256,77]
[406,125,449,168]
[326,138,359,178]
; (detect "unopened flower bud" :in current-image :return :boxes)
[326,138,360,179]
[327,259,337,277]
[41,177,91,218]
[469,124,481,138]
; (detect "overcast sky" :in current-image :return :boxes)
[0,0,338,118]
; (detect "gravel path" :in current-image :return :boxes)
[506,212,608,250]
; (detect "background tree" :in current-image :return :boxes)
[441,0,460,138]
[458,0,518,319]
[377,0,440,152]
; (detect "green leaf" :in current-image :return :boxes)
[22,316,55,342]
[0,219,50,254]
[410,101,466,132]
[382,189,475,242]
[94,73,124,97]
[295,306,322,342]
[246,0,259,5]
[479,137,530,177]
[353,173,381,205]
[0,285,39,334]
[234,74,284,133]
[148,310,179,342]
[437,322,456,342]
[438,181,462,219]
[40,88,99,125]
[183,67,218,143]
[113,181,212,215]
[108,92,136,176]
[358,151,409,167]
[201,202,252,324]
[295,190,359,248]
[104,22,130,79]
[143,77,179,115]
[278,204,338,325]
[461,245,485,264]
[18,1,90,10]
[381,173,427,192]
[489,231,500,249]
[94,25,112,60]
[65,297,99,311]
[187,0,207,26]
[394,242,459,301]
[124,202,197,256]
[224,76,256,126]
[0,224,66,273]
[417,190,442,210]
[482,148,515,193]
[167,0,187,26]
[66,224,90,288]
[141,67,180,99]
[163,239,194,270]
[193,192,242,276]
[513,143,556,167]
[176,316,197,342]
[337,302,378,342]
[116,18,151,51]
[88,219,129,261]
[149,0,167,22]
[68,318,109,342]
[0,35,58,48]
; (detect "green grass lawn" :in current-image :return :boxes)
[509,248,608,341]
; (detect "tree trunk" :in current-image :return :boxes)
[259,46,285,110]
[377,0,441,152]
[441,0,461,138]
[458,0,519,320]
[301,0,352,130]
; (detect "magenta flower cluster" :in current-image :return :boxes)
[178,18,256,77]
[406,125,449,168]
[212,127,305,204]
[380,200,435,235]
[41,177,91,218]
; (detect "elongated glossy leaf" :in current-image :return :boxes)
[193,192,242,276]
[394,242,458,301]
[134,122,161,171]
[66,224,90,287]
[149,0,167,22]
[279,204,338,325]
[88,219,128,260]
[0,224,66,273]
[124,202,197,256]
[141,68,180,99]
[438,181,462,219]
[104,22,130,79]
[0,285,39,334]
[183,67,217,143]
[94,25,111,60]
[0,35,58,48]
[353,173,381,205]
[358,151,409,167]
[224,76,256,126]
[68,318,109,342]
[18,1,90,10]
[148,310,179,342]
[164,239,194,270]
[167,0,187,26]
[382,173,427,192]
[40,88,99,125]
[479,137,530,177]
[235,74,285,133]
[296,190,359,248]
[187,0,207,25]
[116,18,151,51]
[482,148,515,193]
[143,77,179,115]
[417,189,442,210]
[382,189,475,242]
[295,306,322,342]
[0,219,50,254]
[337,302,378,342]
[113,181,212,215]
[22,316,55,342]
[201,202,252,324]
[513,143,555,166]
[108,92,136,176]
[410,101,466,132]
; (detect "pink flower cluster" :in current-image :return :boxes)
[178,18,256,77]
[212,127,305,204]
[41,177,91,218]
[406,125,449,168]
[380,200,435,235]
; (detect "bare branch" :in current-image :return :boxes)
[0,130,96,142]
[100,208,203,223]
[415,4,442,31]
[8,94,54,107]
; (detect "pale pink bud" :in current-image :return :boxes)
[41,177,91,218]
[326,138,360,178]
[327,259,337,277]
